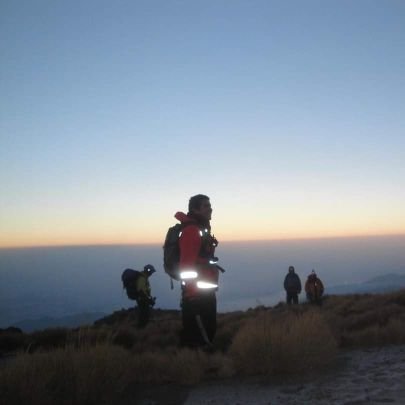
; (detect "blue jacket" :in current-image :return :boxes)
[284,272,302,294]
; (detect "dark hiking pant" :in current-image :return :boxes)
[181,293,217,348]
[307,293,323,306]
[286,292,299,305]
[136,299,151,328]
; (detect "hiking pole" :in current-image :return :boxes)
[195,315,212,347]
[216,264,226,273]
[209,257,225,273]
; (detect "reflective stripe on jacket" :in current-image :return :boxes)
[175,211,219,299]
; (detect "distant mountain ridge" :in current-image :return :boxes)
[8,273,405,332]
[11,312,106,332]
[328,272,405,295]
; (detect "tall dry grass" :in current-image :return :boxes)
[0,344,232,405]
[1,289,405,404]
[230,309,337,375]
[0,345,131,405]
[230,310,337,375]
[323,290,405,346]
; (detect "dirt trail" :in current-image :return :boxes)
[185,345,405,405]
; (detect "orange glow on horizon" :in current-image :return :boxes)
[2,203,404,249]
[1,230,405,249]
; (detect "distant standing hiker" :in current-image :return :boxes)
[121,264,156,327]
[305,270,324,305]
[283,265,302,305]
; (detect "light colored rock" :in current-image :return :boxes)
[185,345,405,405]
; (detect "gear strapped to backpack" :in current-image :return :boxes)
[163,223,184,281]
[121,268,141,300]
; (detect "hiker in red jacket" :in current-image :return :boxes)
[175,194,222,348]
[305,270,324,305]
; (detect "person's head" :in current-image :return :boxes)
[143,264,156,277]
[288,265,295,273]
[188,194,212,221]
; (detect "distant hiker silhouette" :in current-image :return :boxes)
[121,264,156,327]
[164,194,225,349]
[284,265,302,305]
[305,270,324,305]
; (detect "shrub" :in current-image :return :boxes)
[0,328,26,354]
[28,328,69,352]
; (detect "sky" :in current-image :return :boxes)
[1,0,405,248]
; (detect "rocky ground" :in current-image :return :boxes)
[183,345,405,405]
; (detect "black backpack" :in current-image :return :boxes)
[121,268,141,300]
[163,223,184,281]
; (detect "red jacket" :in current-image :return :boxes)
[305,275,324,298]
[175,212,219,299]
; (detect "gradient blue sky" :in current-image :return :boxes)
[1,0,404,247]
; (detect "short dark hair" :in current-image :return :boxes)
[188,194,210,212]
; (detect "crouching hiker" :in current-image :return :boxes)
[305,270,324,306]
[121,264,156,327]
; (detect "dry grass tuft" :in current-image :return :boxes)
[0,345,131,405]
[323,290,405,347]
[0,344,233,405]
[230,309,337,375]
[125,348,233,385]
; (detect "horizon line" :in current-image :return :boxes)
[1,232,405,250]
